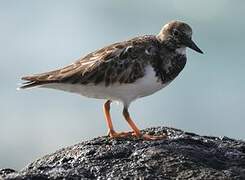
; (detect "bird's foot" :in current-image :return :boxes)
[108,130,132,138]
[141,133,167,140]
[107,130,167,140]
[129,131,167,140]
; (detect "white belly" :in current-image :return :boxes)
[40,66,170,106]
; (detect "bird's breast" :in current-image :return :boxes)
[154,53,187,84]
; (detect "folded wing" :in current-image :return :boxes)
[20,36,158,89]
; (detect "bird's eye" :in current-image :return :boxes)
[173,29,179,36]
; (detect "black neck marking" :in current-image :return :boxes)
[151,47,187,84]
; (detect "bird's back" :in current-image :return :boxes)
[20,35,159,89]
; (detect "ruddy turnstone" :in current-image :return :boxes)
[20,20,203,140]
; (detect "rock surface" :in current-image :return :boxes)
[1,127,245,180]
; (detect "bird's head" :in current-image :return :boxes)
[157,20,203,54]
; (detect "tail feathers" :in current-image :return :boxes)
[19,76,57,89]
[19,81,44,89]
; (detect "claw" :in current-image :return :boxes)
[141,133,167,141]
[108,130,167,141]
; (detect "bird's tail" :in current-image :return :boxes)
[18,74,55,89]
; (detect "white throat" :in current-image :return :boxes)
[175,47,186,55]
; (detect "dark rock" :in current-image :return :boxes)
[0,169,16,177]
[1,127,245,180]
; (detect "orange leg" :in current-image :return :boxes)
[122,108,166,140]
[103,100,131,138]
[122,108,141,137]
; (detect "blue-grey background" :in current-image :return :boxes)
[0,0,244,170]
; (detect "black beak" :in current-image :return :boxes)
[183,37,203,54]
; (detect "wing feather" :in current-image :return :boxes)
[20,35,158,88]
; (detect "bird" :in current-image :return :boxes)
[20,20,203,140]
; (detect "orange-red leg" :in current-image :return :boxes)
[103,100,114,133]
[122,108,166,140]
[122,108,141,136]
[103,100,131,138]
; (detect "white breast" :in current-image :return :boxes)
[40,65,170,107]
[175,47,186,55]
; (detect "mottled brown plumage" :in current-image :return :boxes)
[21,36,155,88]
[21,21,202,89]
[21,36,186,88]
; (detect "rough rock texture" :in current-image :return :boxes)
[1,127,245,180]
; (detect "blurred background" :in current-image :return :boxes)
[0,0,244,170]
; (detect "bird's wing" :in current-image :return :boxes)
[20,35,158,88]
